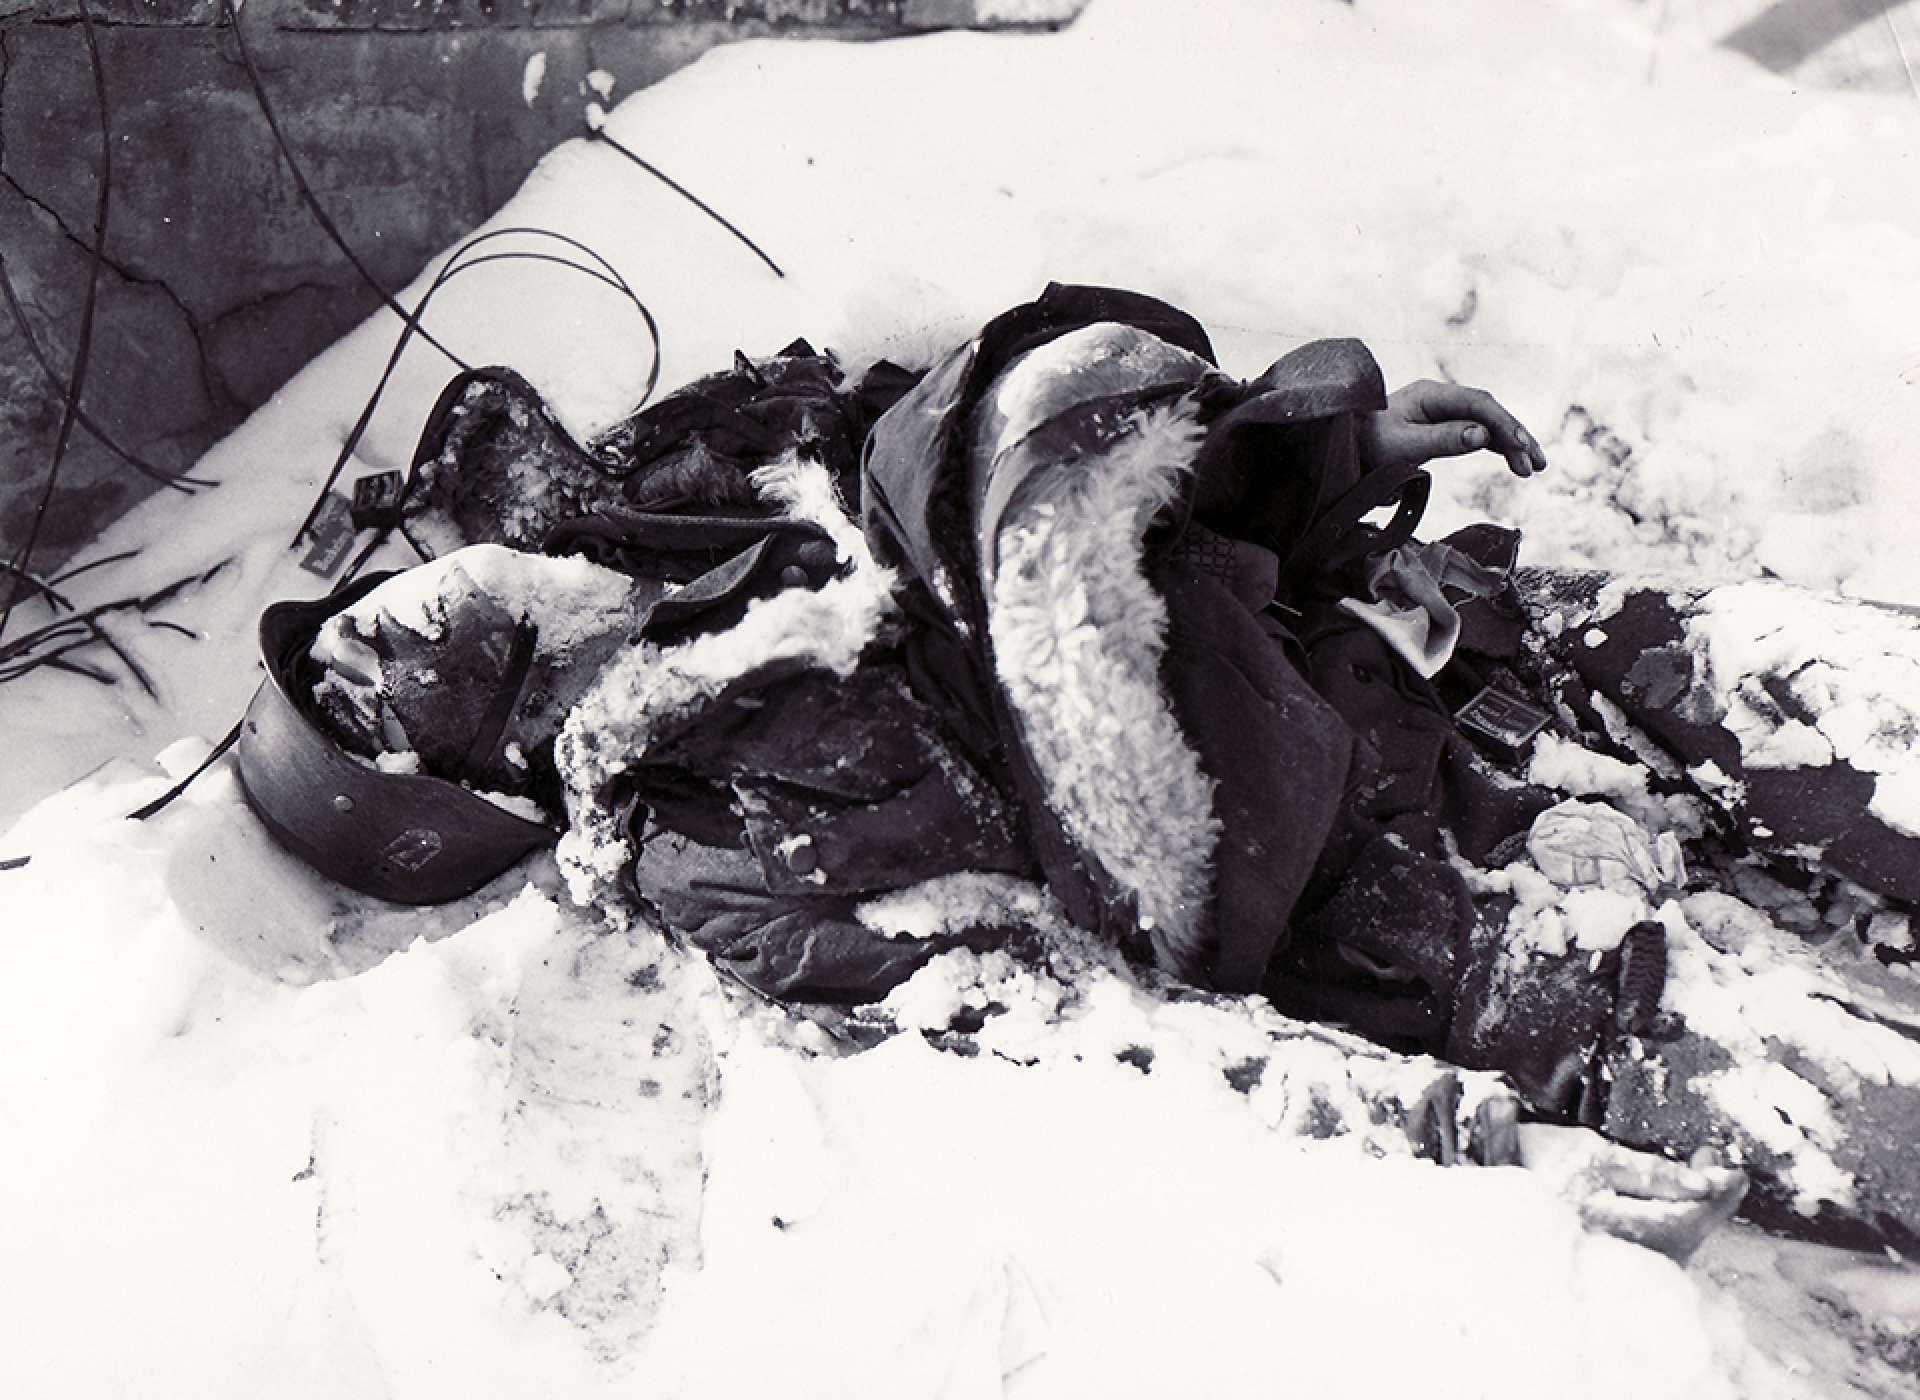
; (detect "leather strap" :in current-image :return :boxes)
[1288,463,1431,578]
[461,616,539,775]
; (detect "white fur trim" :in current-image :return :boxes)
[987,397,1220,977]
[749,454,879,578]
[555,454,895,908]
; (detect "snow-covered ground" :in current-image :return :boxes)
[5,0,1920,1395]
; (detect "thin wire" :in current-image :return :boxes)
[0,0,111,647]
[290,227,662,545]
[445,225,663,405]
[48,548,139,587]
[0,716,246,871]
[591,126,786,279]
[0,266,215,492]
[0,645,109,684]
[289,248,622,543]
[0,561,226,670]
[219,0,467,371]
[124,722,244,821]
[1880,1,1920,103]
[0,561,73,613]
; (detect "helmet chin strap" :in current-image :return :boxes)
[459,617,541,778]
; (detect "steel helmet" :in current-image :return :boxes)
[235,572,557,904]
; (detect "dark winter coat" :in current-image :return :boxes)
[265,282,1633,1111]
[559,283,1464,1006]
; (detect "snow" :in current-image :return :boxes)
[855,870,1055,940]
[4,0,1920,1394]
[0,757,1786,1399]
[1560,885,1649,953]
[1869,909,1914,953]
[1698,1062,1855,1212]
[522,52,547,109]
[975,0,1087,20]
[472,788,551,822]
[330,545,640,658]
[651,1025,1729,1400]
[1680,582,1920,836]
[1529,734,1652,803]
[1660,898,1920,1097]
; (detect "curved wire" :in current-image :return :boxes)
[0,0,112,646]
[589,126,785,279]
[0,267,216,492]
[219,0,467,371]
[291,226,663,545]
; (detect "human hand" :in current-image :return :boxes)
[1517,1124,1747,1263]
[1360,380,1548,478]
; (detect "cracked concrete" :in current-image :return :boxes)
[0,16,218,562]
[0,0,1085,570]
[0,154,232,420]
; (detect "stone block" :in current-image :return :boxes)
[0,184,216,570]
[0,0,1084,569]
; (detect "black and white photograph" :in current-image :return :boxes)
[3,1,1920,1394]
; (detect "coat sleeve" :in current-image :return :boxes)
[629,831,960,1002]
[619,664,1038,1005]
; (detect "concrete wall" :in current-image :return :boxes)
[0,0,1081,570]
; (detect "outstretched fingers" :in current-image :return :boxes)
[1394,380,1548,477]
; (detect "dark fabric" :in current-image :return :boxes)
[1153,564,1354,993]
[618,660,1036,998]
[544,509,827,582]
[1187,340,1387,582]
[1530,574,1920,906]
[863,283,1218,685]
[1301,607,1458,827]
[612,657,1035,999]
[863,284,1398,995]
[596,340,879,510]
[409,345,907,560]
[1447,904,1620,1119]
[630,832,998,1003]
[1266,822,1466,1053]
[1294,532,1558,871]
[1271,587,1561,1053]
[577,288,1532,1010]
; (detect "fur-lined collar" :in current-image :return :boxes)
[985,394,1220,978]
